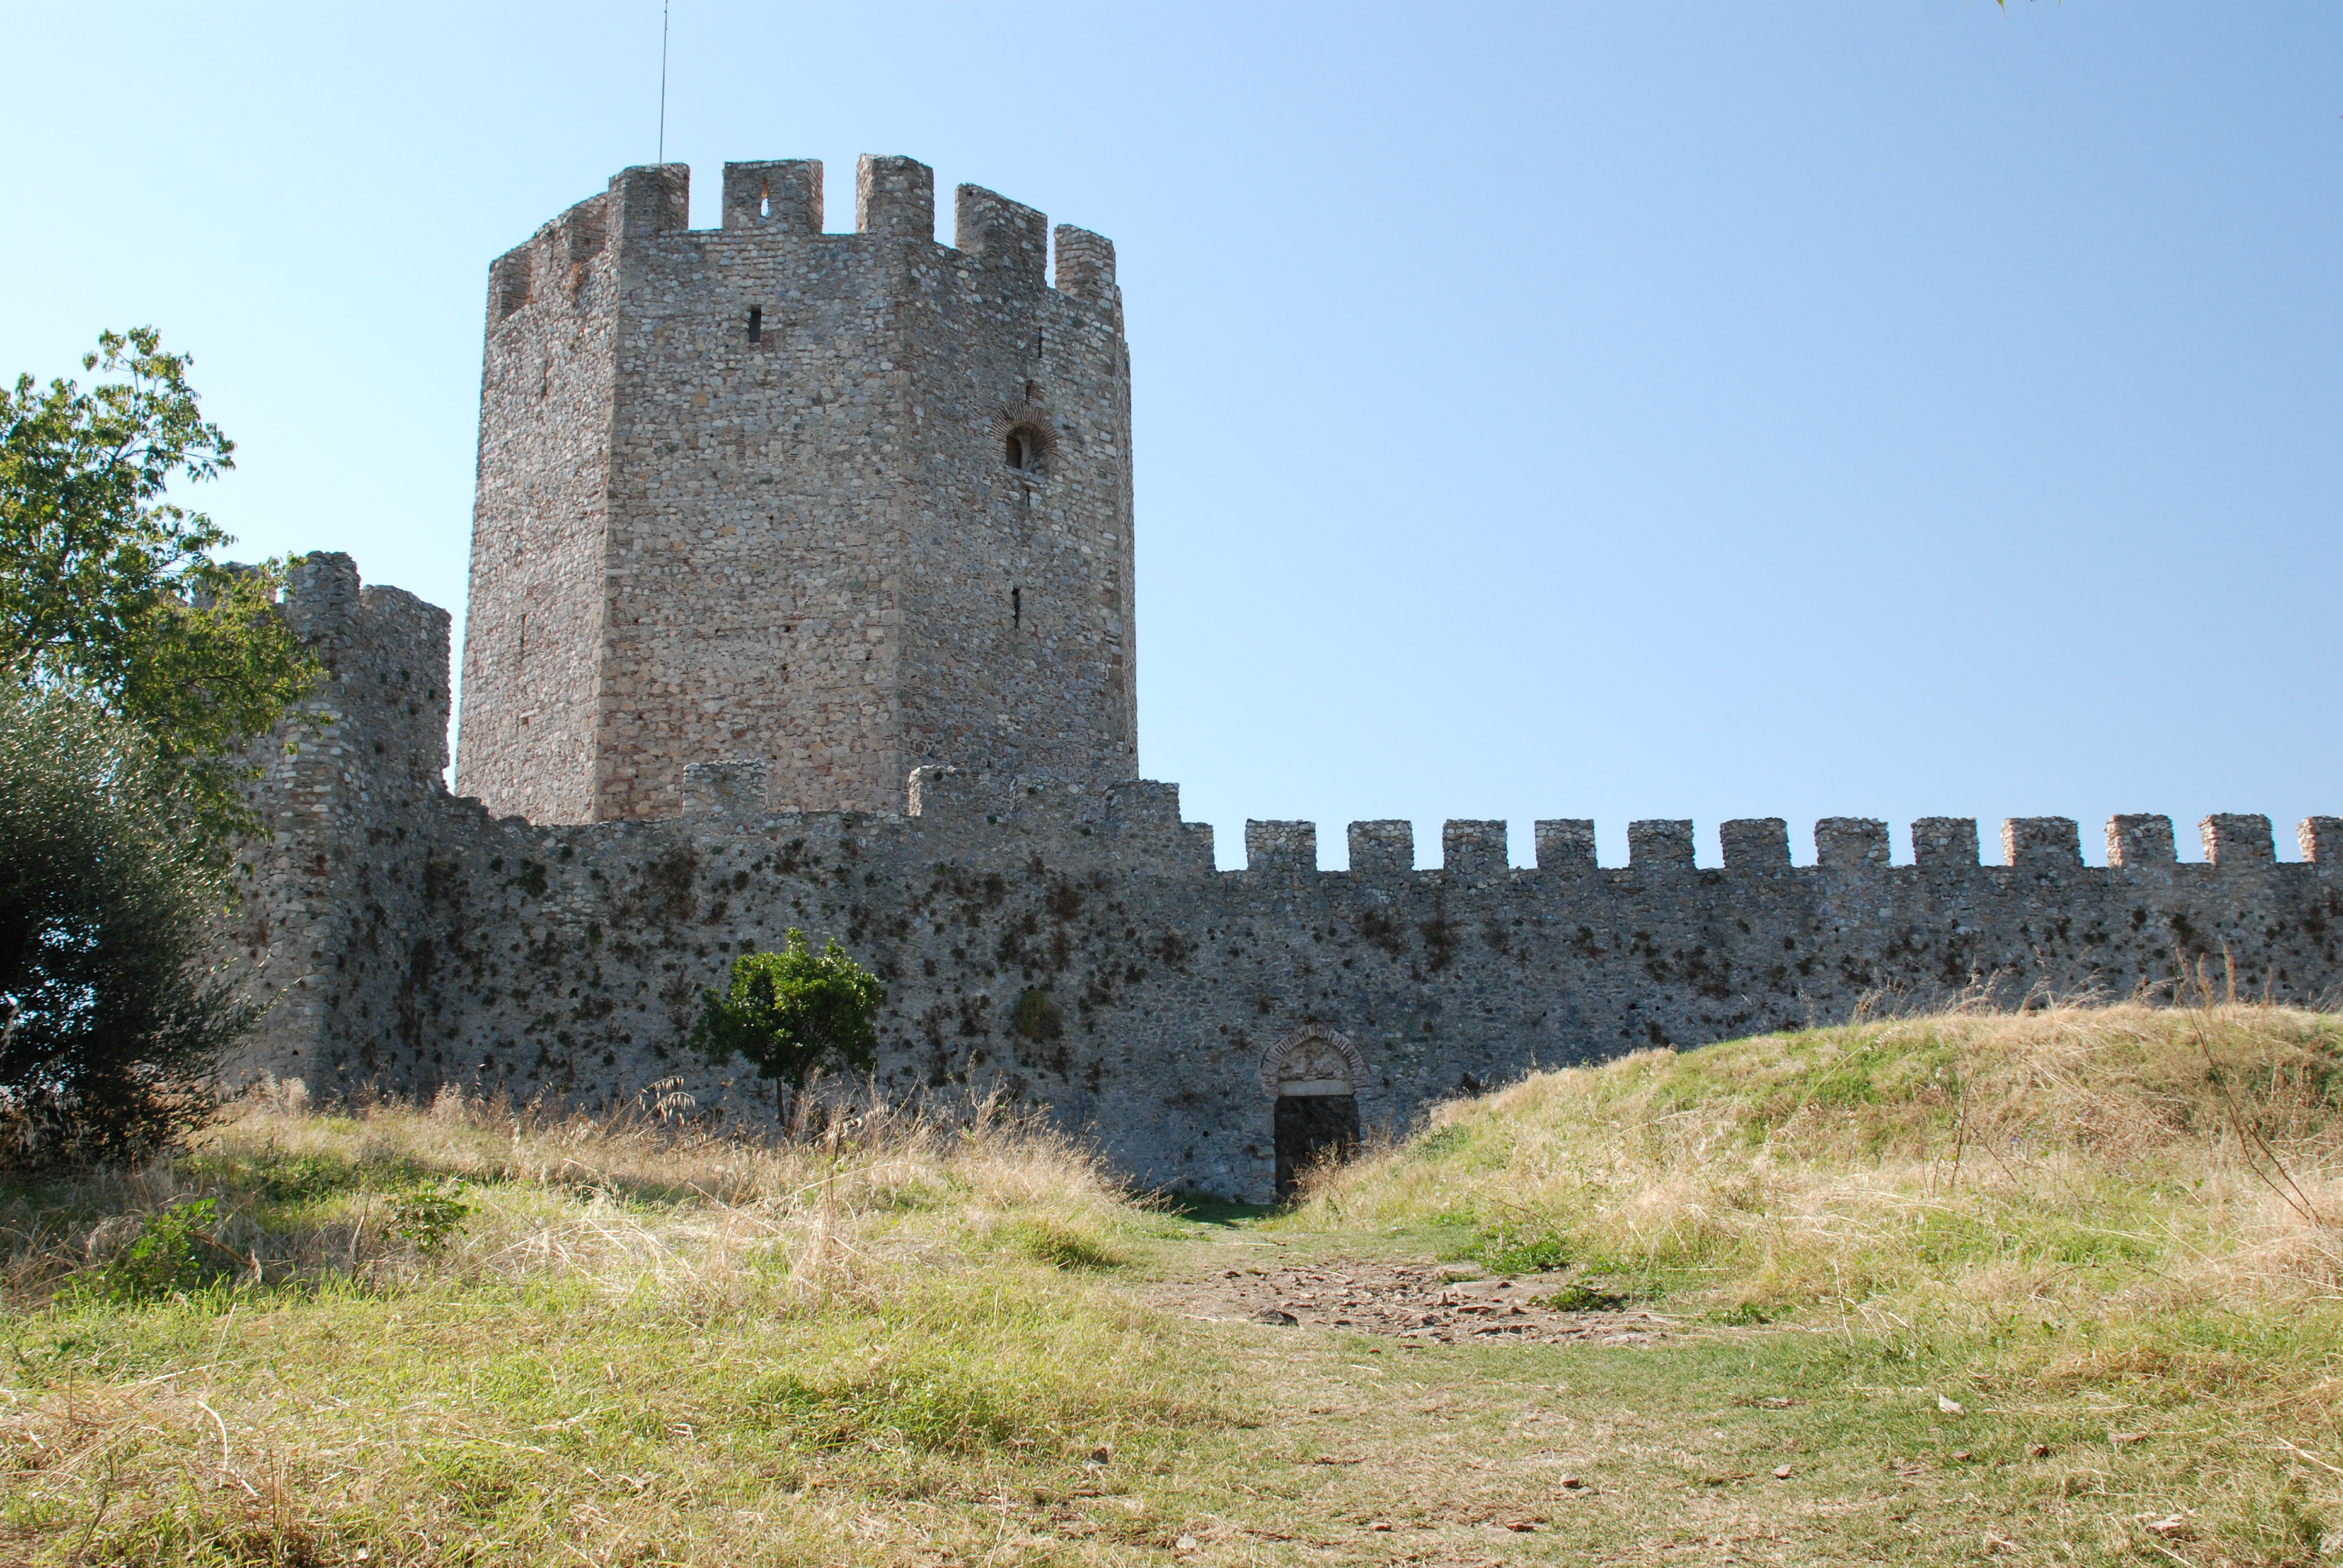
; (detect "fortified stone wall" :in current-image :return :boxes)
[231,560,2343,1202]
[228,555,451,1084]
[456,157,1138,826]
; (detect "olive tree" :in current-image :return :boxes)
[0,683,250,1168]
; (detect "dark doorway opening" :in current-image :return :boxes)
[1274,1094,1360,1200]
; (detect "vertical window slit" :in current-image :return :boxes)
[1012,586,1021,628]
[747,306,762,344]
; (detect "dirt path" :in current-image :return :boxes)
[1151,1256,1676,1347]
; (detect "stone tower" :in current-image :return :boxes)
[454,156,1137,822]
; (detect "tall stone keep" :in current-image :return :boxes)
[455,156,1138,822]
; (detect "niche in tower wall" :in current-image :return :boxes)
[1273,1094,1360,1200]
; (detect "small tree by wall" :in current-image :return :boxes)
[687,930,884,1123]
[0,682,251,1168]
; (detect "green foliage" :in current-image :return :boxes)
[416,1444,531,1520]
[0,684,252,1168]
[1010,986,1063,1043]
[1467,1229,1573,1276]
[749,1356,1032,1453]
[1410,1124,1470,1161]
[1535,1282,1631,1312]
[392,1183,471,1253]
[99,1198,226,1302]
[687,929,885,1102]
[0,328,316,851]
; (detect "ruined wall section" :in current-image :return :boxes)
[228,554,453,1087]
[456,184,624,823]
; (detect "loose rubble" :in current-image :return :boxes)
[1155,1260,1671,1346]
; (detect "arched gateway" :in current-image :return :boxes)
[1259,1025,1366,1199]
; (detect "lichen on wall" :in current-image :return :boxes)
[227,558,2343,1203]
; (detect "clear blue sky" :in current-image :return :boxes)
[5,3,2336,868]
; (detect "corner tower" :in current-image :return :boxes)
[455,156,1137,822]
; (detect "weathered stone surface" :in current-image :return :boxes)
[1534,820,1595,871]
[220,563,2343,1203]
[2002,817,2081,869]
[1628,820,1694,871]
[457,157,1137,825]
[1912,817,1979,868]
[1815,818,1889,871]
[2108,814,2177,868]
[1719,818,1789,870]
[2202,814,2275,867]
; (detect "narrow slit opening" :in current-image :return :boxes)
[759,178,770,220]
[1012,586,1021,628]
[747,306,762,344]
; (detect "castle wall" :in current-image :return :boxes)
[456,157,1137,826]
[230,555,451,1085]
[234,560,2343,1203]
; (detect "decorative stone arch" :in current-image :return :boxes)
[1259,1024,1366,1098]
[1259,1025,1367,1200]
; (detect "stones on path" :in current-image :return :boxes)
[1156,1259,1671,1347]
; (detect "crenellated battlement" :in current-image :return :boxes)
[224,557,2343,1203]
[482,155,1120,341]
[723,159,822,234]
[1223,811,2341,875]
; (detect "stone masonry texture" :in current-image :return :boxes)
[223,552,2343,1203]
[456,157,1137,825]
[223,158,2343,1204]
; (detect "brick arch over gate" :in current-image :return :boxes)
[1258,1025,1367,1097]
[1259,1026,1366,1199]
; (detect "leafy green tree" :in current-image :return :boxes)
[0,684,252,1169]
[0,328,316,851]
[688,930,886,1118]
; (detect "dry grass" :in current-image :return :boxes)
[13,1004,2343,1564]
[3,1080,1142,1310]
[1290,1000,2343,1325]
[1280,998,2343,1559]
[0,1086,1214,1563]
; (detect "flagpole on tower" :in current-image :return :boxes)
[658,1,670,164]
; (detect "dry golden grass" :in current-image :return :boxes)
[11,1003,2343,1565]
[2,1082,1141,1309]
[1276,999,2343,1560]
[0,1087,1211,1564]
[1293,1000,2343,1324]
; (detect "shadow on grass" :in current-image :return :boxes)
[1157,1192,1279,1227]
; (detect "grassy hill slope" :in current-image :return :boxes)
[5,1001,2342,1564]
